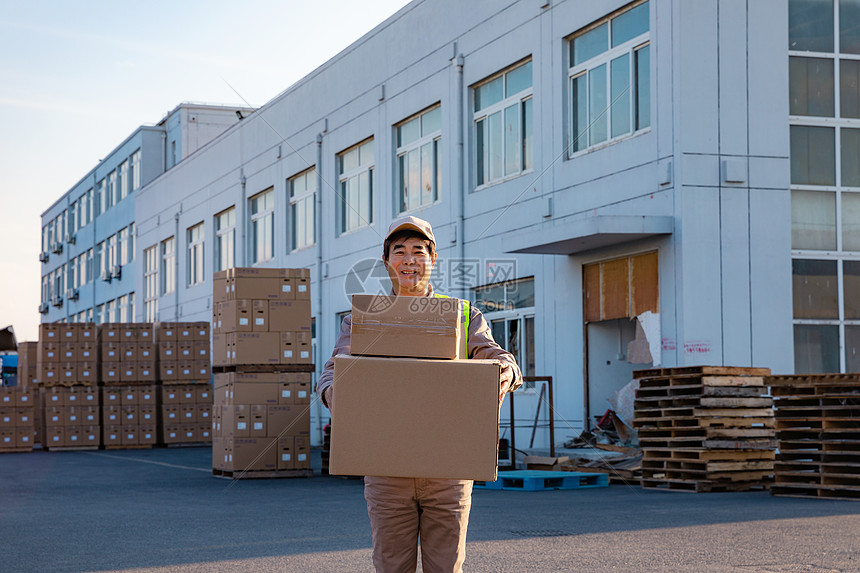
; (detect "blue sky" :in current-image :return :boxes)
[0,0,410,343]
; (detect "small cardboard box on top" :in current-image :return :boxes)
[329,355,501,481]
[350,295,466,360]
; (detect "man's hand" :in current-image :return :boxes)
[499,363,515,405]
[324,387,334,414]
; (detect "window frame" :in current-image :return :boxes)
[289,168,317,251]
[396,105,442,213]
[249,189,275,264]
[473,60,534,189]
[187,221,205,287]
[567,0,651,156]
[160,236,176,295]
[144,245,158,322]
[338,138,375,235]
[215,206,237,272]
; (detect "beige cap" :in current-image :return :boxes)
[384,215,435,244]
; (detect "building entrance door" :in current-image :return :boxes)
[582,251,658,429]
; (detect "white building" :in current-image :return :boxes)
[43,0,860,449]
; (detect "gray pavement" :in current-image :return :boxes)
[1,447,859,573]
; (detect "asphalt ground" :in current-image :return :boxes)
[1,447,859,573]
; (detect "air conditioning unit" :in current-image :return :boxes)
[65,288,79,301]
[38,302,49,314]
[51,295,64,308]
[65,233,76,245]
[111,265,122,280]
[100,270,112,283]
[39,251,49,263]
[50,242,63,254]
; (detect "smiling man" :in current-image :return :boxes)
[316,215,522,573]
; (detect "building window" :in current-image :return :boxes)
[128,223,135,263]
[338,139,374,233]
[106,234,117,273]
[289,169,316,250]
[96,241,106,280]
[118,227,129,267]
[117,295,128,322]
[85,248,93,284]
[129,292,135,321]
[84,188,92,226]
[473,60,533,187]
[69,200,77,235]
[473,277,536,388]
[568,0,650,154]
[161,236,176,295]
[96,304,105,325]
[215,207,236,272]
[117,160,128,201]
[96,178,105,217]
[790,0,860,374]
[250,189,274,264]
[106,299,116,323]
[41,276,48,305]
[187,222,205,286]
[106,170,116,209]
[130,149,141,191]
[144,246,158,322]
[397,105,441,213]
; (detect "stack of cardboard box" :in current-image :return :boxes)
[0,387,35,452]
[328,295,502,481]
[211,372,311,473]
[154,322,212,446]
[99,323,157,448]
[212,267,311,367]
[38,323,101,449]
[211,267,313,477]
[16,341,40,446]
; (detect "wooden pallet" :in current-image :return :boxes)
[641,477,770,493]
[771,483,860,501]
[43,445,100,452]
[211,467,313,480]
[634,366,771,379]
[104,444,154,450]
[0,447,34,454]
[161,442,211,448]
[212,364,315,374]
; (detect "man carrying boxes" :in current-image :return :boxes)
[317,216,521,573]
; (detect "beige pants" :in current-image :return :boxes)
[364,476,473,573]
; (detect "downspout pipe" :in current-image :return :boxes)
[315,132,324,445]
[174,211,180,320]
[239,169,247,267]
[455,53,466,300]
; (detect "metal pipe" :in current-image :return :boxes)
[174,211,180,320]
[455,53,466,300]
[315,132,324,446]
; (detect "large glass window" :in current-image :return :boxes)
[118,227,129,266]
[569,1,650,154]
[250,189,274,263]
[474,61,533,186]
[96,178,105,217]
[161,236,175,295]
[84,188,92,226]
[117,160,128,201]
[106,234,117,272]
[473,277,536,387]
[397,105,441,212]
[790,0,860,373]
[338,139,374,233]
[106,170,116,209]
[144,246,158,322]
[215,207,236,272]
[289,169,316,250]
[117,295,129,322]
[187,222,205,286]
[95,241,106,280]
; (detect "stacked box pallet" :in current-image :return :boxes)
[768,374,860,501]
[211,267,313,479]
[16,341,40,445]
[38,323,101,450]
[99,323,157,449]
[154,321,212,446]
[0,386,36,452]
[633,366,775,493]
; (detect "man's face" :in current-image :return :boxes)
[385,236,436,296]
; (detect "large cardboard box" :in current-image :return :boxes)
[214,372,280,405]
[229,437,278,471]
[350,295,466,360]
[268,300,312,332]
[231,332,280,365]
[330,355,501,480]
[230,268,282,300]
[217,300,252,333]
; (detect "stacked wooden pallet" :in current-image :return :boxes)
[633,366,774,492]
[768,373,860,501]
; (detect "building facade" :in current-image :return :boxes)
[42,0,860,448]
[39,104,253,325]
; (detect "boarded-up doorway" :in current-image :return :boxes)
[583,252,658,429]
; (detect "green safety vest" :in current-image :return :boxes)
[434,293,470,343]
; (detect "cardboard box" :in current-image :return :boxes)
[77,362,97,385]
[231,332,280,365]
[81,406,98,425]
[252,300,269,332]
[120,324,136,341]
[160,386,183,404]
[138,343,154,361]
[198,423,211,442]
[0,408,14,429]
[217,300,252,333]
[121,386,139,405]
[98,323,121,342]
[154,322,177,343]
[38,342,59,363]
[121,406,138,424]
[60,342,77,362]
[45,406,63,426]
[79,324,96,342]
[138,361,156,382]
[120,362,137,383]
[0,429,16,448]
[179,385,196,404]
[193,361,210,380]
[279,331,295,363]
[277,436,294,469]
[0,389,14,406]
[121,425,139,445]
[139,385,156,405]
[192,341,209,360]
[120,342,139,362]
[329,355,501,480]
[249,405,267,437]
[294,273,310,301]
[177,343,194,361]
[214,270,230,303]
[158,342,177,362]
[43,386,65,406]
[277,274,295,301]
[192,322,209,341]
[177,323,196,341]
[15,408,32,428]
[229,437,278,471]
[140,406,156,424]
[102,387,122,406]
[78,386,98,404]
[59,323,78,342]
[103,406,122,425]
[161,405,180,424]
[216,378,280,406]
[212,334,229,366]
[64,406,81,426]
[139,424,157,445]
[180,405,196,423]
[60,362,77,383]
[296,332,312,364]
[267,404,309,437]
[64,426,83,446]
[101,362,121,383]
[295,382,310,405]
[230,268,282,301]
[161,423,181,444]
[16,427,34,449]
[160,361,178,382]
[221,405,250,437]
[177,361,194,380]
[350,295,465,360]
[46,426,65,447]
[101,343,120,362]
[295,435,310,468]
[138,324,154,343]
[103,425,121,447]
[16,389,33,407]
[39,363,58,384]
[79,343,96,362]
[196,385,211,404]
[268,300,312,332]
[63,387,81,406]
[39,323,60,342]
